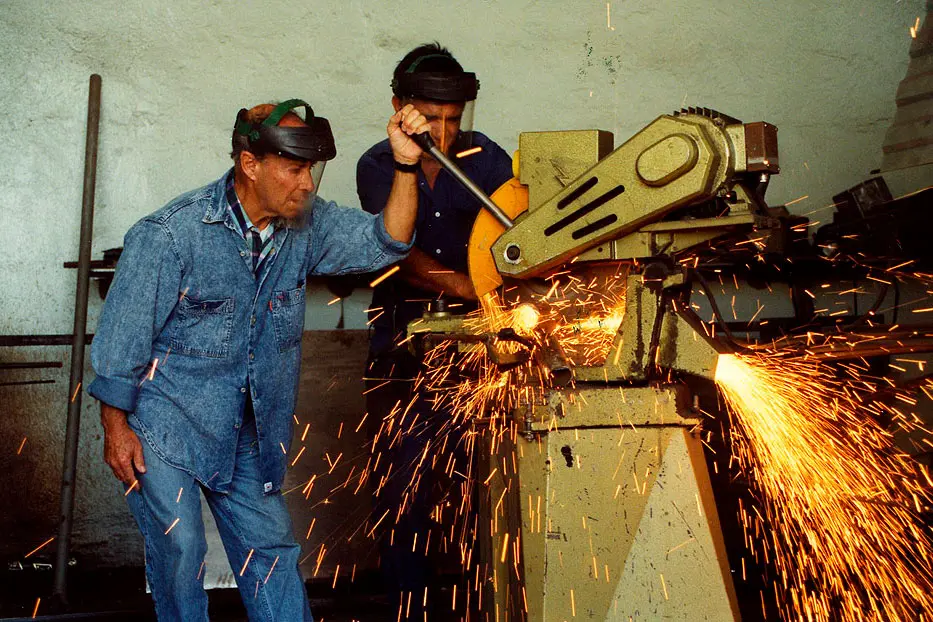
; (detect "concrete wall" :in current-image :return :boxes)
[0,0,926,572]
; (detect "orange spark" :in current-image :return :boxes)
[455,146,483,158]
[24,537,55,559]
[369,265,401,288]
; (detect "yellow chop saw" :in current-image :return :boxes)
[407,109,784,621]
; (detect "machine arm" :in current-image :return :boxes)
[491,111,778,279]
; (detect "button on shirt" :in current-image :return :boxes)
[88,169,412,494]
[356,132,513,359]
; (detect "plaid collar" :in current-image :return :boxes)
[225,171,277,276]
[224,171,271,239]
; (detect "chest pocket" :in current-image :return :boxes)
[271,286,305,352]
[171,296,235,358]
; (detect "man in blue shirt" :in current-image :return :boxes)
[89,99,430,622]
[356,43,513,615]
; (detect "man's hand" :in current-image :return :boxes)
[101,403,146,486]
[387,104,430,165]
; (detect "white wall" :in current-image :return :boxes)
[0,0,925,335]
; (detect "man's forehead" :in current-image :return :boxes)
[409,99,465,115]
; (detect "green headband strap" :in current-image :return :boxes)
[263,99,311,127]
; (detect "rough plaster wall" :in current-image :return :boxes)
[0,0,925,335]
[0,0,926,571]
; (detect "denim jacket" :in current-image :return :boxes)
[89,170,411,494]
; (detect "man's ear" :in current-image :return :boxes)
[239,150,261,182]
[391,96,402,112]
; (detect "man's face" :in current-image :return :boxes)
[407,98,464,156]
[250,115,316,221]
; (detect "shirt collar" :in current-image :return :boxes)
[224,170,274,240]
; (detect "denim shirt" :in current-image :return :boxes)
[89,169,412,494]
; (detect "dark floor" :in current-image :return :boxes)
[0,567,447,621]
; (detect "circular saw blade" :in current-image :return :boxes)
[467,177,529,298]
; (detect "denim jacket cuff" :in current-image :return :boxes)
[87,376,139,413]
[375,214,414,255]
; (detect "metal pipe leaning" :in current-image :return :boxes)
[53,73,102,603]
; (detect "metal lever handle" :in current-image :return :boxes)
[411,130,436,153]
[411,131,515,230]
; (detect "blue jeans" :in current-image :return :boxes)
[125,411,313,622]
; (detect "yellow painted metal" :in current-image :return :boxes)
[519,130,615,210]
[485,385,740,621]
[491,114,744,279]
[635,133,700,186]
[566,272,721,383]
[578,213,756,262]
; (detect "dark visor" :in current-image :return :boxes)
[235,100,337,162]
[392,72,479,102]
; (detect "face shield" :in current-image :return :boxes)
[392,71,480,158]
[234,99,336,200]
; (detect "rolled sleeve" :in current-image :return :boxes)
[373,208,414,255]
[307,197,412,276]
[88,220,182,412]
[87,375,139,413]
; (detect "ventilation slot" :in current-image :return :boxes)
[572,214,618,240]
[556,177,599,210]
[544,185,625,236]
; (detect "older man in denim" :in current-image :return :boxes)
[88,99,430,621]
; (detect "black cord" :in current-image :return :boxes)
[850,282,889,328]
[693,270,737,342]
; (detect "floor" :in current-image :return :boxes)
[0,568,453,621]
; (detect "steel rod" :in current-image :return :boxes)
[53,73,101,602]
[0,334,94,347]
[0,379,57,387]
[0,361,64,370]
[425,144,514,229]
[410,132,514,230]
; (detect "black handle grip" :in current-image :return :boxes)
[411,131,435,152]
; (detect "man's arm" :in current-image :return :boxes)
[88,219,181,484]
[380,104,428,244]
[395,248,477,300]
[308,106,429,276]
[88,220,182,411]
[357,151,477,298]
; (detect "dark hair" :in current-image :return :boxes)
[392,42,463,94]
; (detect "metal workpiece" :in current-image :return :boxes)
[407,313,480,355]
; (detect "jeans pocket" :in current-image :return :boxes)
[170,296,234,358]
[271,286,305,352]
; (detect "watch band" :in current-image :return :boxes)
[394,160,420,173]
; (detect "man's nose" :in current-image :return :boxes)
[300,168,316,191]
[429,123,447,151]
